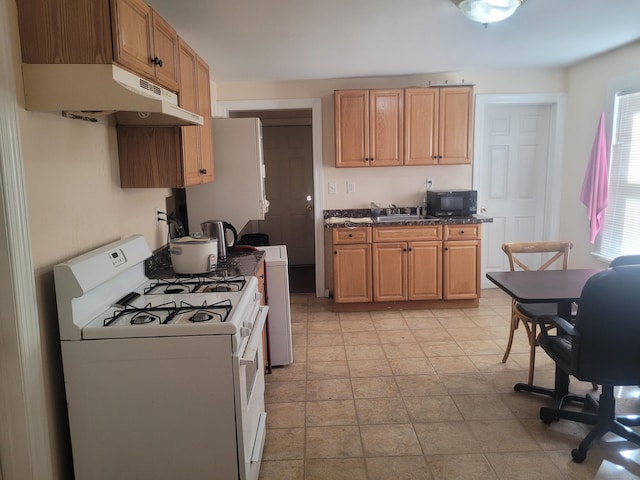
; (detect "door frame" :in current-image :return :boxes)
[472,93,566,287]
[0,0,54,476]
[217,99,326,297]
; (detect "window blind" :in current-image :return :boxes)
[597,90,640,260]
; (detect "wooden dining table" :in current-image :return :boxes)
[486,268,603,397]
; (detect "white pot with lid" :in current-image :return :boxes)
[169,236,218,274]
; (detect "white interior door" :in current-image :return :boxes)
[477,104,553,283]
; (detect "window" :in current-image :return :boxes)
[597,90,640,260]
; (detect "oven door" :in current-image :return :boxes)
[235,305,268,480]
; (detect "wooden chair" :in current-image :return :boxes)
[501,241,573,385]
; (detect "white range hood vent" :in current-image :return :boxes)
[22,63,204,127]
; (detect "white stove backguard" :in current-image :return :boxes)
[54,235,152,340]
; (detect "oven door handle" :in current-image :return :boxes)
[240,306,268,366]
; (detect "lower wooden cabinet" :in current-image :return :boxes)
[443,225,481,300]
[332,228,373,303]
[331,223,480,304]
[372,226,442,302]
[333,244,373,303]
[256,260,270,372]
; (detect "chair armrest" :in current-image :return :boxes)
[536,314,578,337]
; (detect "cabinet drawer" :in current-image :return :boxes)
[443,224,481,240]
[373,225,442,243]
[333,227,372,244]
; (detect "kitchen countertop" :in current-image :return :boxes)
[323,209,492,228]
[145,245,265,279]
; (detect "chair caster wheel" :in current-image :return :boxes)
[539,409,555,425]
[571,448,586,463]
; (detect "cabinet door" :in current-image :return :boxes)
[111,0,155,81]
[117,125,183,187]
[151,11,180,92]
[439,87,473,165]
[404,88,438,166]
[373,242,406,302]
[333,244,372,303]
[407,241,442,300]
[335,90,370,167]
[196,55,214,183]
[178,39,201,186]
[443,240,480,299]
[370,89,403,166]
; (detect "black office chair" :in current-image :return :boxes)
[537,265,640,463]
[610,254,640,267]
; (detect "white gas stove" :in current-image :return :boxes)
[54,235,267,480]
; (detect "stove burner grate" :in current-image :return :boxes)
[104,299,233,326]
[144,276,246,295]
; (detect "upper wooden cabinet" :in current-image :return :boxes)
[334,86,473,167]
[111,0,180,92]
[17,0,180,93]
[334,89,403,167]
[117,39,213,188]
[405,86,474,165]
[178,40,214,186]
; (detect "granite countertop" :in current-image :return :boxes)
[145,245,265,279]
[324,209,492,228]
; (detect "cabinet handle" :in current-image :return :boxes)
[348,234,353,237]
[370,157,375,162]
[152,56,163,67]
[199,169,207,174]
[334,251,337,255]
[460,230,465,234]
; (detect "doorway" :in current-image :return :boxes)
[473,94,566,287]
[232,110,315,293]
[218,99,325,296]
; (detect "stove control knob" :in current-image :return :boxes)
[240,327,251,337]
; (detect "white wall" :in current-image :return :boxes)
[560,40,640,268]
[215,45,640,268]
[216,69,566,210]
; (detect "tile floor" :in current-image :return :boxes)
[259,288,640,480]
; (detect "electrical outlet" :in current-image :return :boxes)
[427,179,434,190]
[328,182,338,195]
[347,181,356,194]
[155,208,162,224]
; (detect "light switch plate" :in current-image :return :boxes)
[328,181,338,194]
[347,181,356,194]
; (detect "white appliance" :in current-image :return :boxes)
[21,63,203,126]
[53,235,267,480]
[257,245,293,366]
[186,117,269,234]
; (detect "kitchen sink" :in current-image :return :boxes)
[374,214,422,223]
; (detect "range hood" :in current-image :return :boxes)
[21,64,203,127]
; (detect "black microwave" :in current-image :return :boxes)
[426,190,477,217]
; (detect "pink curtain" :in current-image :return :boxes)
[580,112,609,244]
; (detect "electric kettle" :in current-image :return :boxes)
[200,220,238,260]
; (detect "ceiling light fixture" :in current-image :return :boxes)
[451,0,524,24]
